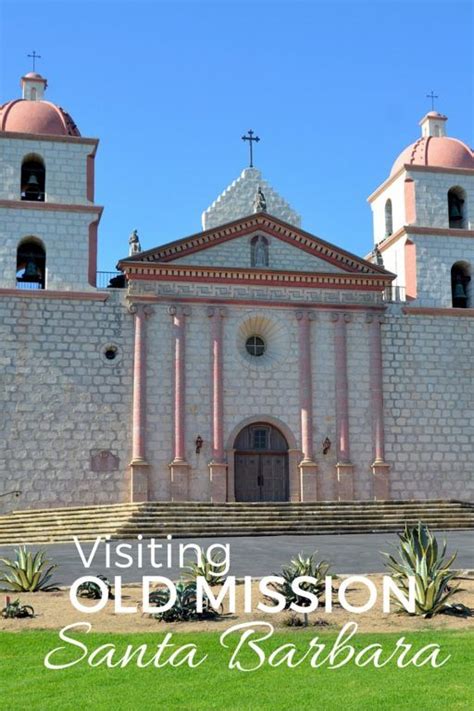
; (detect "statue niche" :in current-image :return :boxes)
[251,235,269,268]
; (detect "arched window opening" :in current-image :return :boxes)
[250,235,269,268]
[384,199,393,237]
[16,239,46,290]
[451,261,471,308]
[21,155,45,202]
[30,87,37,101]
[448,187,466,229]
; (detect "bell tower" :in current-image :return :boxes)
[367,111,474,307]
[0,72,102,291]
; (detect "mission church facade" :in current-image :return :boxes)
[0,72,473,511]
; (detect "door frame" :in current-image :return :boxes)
[229,417,299,502]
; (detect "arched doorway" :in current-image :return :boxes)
[234,422,289,502]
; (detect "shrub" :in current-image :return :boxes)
[0,547,59,592]
[383,522,463,618]
[149,581,221,623]
[77,574,115,600]
[184,547,227,586]
[1,596,35,619]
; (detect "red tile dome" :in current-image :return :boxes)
[391,136,474,176]
[0,98,80,137]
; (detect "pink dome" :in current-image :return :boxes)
[0,99,80,137]
[391,136,474,175]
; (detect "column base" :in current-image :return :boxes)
[371,460,391,500]
[336,462,354,501]
[299,460,318,502]
[208,461,228,502]
[130,459,149,502]
[169,460,190,501]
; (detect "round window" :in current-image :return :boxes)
[245,335,266,357]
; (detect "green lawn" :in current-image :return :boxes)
[0,629,472,711]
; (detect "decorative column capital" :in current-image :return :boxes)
[128,302,154,318]
[295,309,316,322]
[330,311,352,323]
[366,312,385,325]
[207,305,227,318]
[168,304,191,318]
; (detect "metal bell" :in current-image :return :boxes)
[453,281,467,300]
[27,174,39,187]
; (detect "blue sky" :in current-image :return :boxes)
[1,0,473,270]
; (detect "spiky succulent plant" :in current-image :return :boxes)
[0,546,59,592]
[383,522,462,618]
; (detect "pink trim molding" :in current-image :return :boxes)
[366,313,390,499]
[295,310,318,501]
[129,303,153,502]
[169,305,191,500]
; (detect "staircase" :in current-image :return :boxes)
[0,500,473,544]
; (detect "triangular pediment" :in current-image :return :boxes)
[120,213,390,277]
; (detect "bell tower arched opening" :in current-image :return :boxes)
[451,261,471,308]
[21,154,45,202]
[16,238,46,290]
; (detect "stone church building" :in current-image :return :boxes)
[0,72,473,511]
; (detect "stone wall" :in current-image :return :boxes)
[410,232,474,307]
[383,307,474,501]
[0,290,133,512]
[0,207,97,291]
[0,135,93,204]
[202,168,301,230]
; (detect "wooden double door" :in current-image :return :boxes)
[234,423,289,502]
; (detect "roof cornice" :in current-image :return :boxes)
[122,262,394,290]
[120,212,388,276]
[0,130,98,146]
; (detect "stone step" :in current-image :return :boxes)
[0,500,472,544]
[0,512,474,533]
[0,523,472,545]
[3,503,472,522]
[3,499,471,517]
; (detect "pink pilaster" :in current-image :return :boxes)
[169,305,190,500]
[207,306,227,501]
[367,313,390,499]
[331,312,354,500]
[295,310,318,501]
[129,303,153,501]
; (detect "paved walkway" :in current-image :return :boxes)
[1,531,472,585]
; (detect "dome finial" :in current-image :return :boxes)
[27,50,42,72]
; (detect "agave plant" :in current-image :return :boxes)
[1,596,35,619]
[184,547,227,586]
[269,552,333,626]
[383,522,462,618]
[149,581,221,623]
[77,574,115,600]
[0,546,59,592]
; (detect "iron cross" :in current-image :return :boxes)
[242,129,260,168]
[426,90,438,111]
[27,51,41,72]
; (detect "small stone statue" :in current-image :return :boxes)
[253,186,267,213]
[128,229,142,256]
[372,246,384,267]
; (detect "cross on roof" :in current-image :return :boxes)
[27,51,41,72]
[426,90,438,111]
[241,129,260,168]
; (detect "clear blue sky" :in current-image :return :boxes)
[1,0,473,270]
